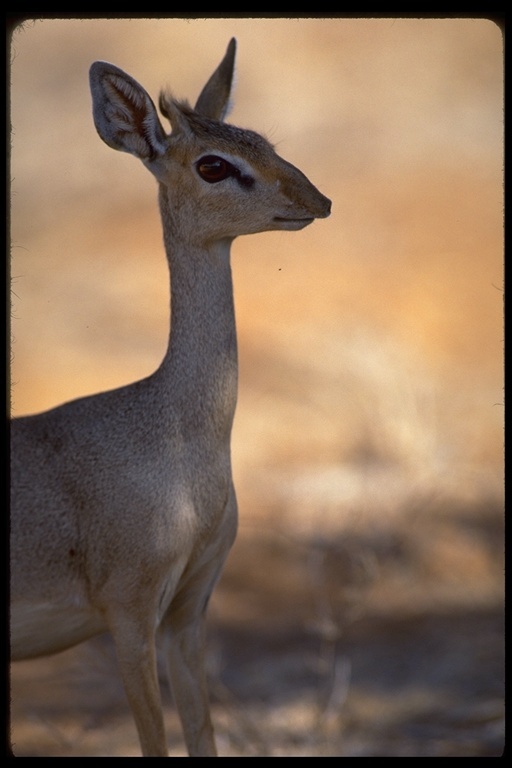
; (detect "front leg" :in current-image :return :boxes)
[162,606,218,756]
[108,608,168,757]
[161,489,237,756]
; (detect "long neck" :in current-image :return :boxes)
[153,197,238,444]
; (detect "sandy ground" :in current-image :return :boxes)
[8,17,504,757]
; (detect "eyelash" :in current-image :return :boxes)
[195,155,254,188]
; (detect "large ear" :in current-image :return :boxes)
[89,61,168,160]
[194,38,236,121]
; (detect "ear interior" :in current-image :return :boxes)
[89,61,167,160]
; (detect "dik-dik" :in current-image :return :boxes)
[10,38,331,756]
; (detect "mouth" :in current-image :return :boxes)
[273,216,315,230]
[274,216,314,223]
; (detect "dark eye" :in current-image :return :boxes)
[196,155,234,183]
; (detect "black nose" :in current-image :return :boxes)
[321,195,332,218]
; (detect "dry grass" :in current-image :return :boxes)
[8,17,503,757]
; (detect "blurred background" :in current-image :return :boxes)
[9,17,503,756]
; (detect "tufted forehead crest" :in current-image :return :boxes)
[159,95,275,162]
